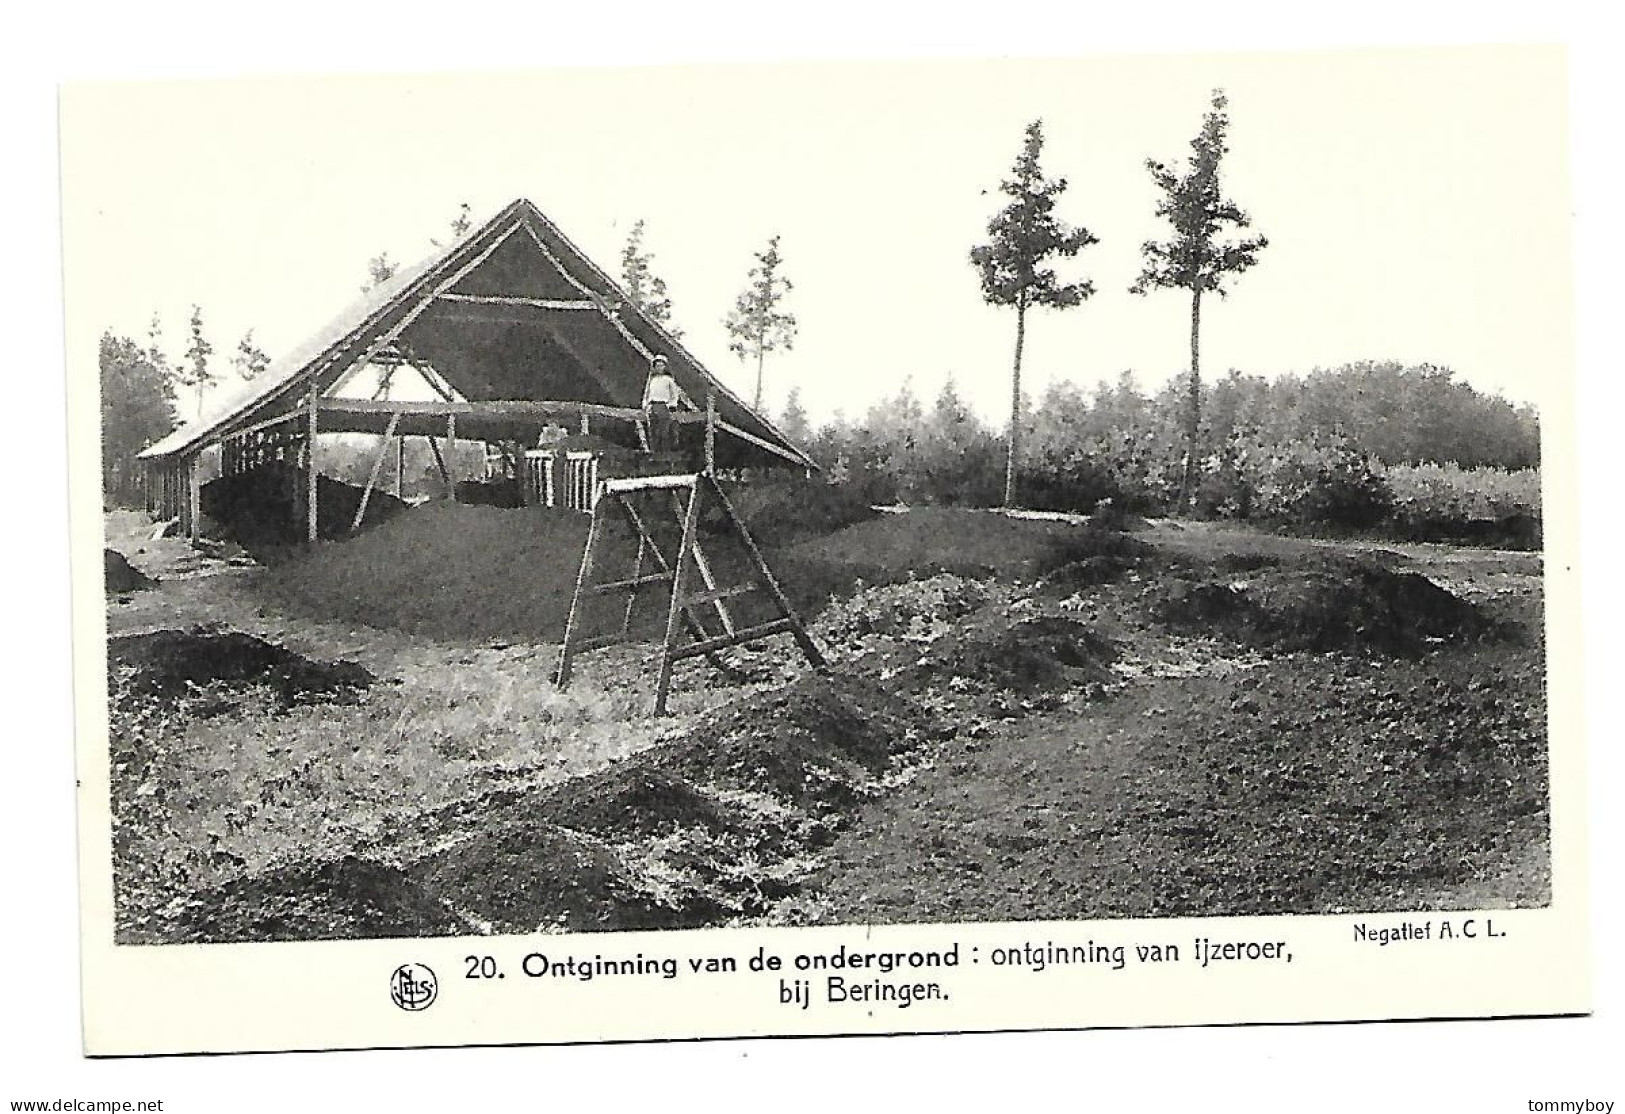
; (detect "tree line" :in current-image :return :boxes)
[780,360,1539,532]
[103,93,1538,532]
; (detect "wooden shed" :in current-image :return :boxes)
[137,198,814,541]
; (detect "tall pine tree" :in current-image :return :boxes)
[724,235,797,411]
[233,329,271,382]
[620,219,679,336]
[179,305,214,422]
[970,120,1098,507]
[1131,89,1268,507]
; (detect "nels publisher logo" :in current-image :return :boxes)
[390,963,439,1012]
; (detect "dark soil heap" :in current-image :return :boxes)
[104,549,156,594]
[654,672,932,814]
[192,672,939,939]
[258,502,609,642]
[202,464,409,559]
[107,627,374,710]
[1155,556,1490,654]
[919,614,1119,694]
[786,507,1076,582]
[171,856,474,943]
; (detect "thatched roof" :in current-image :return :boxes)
[139,199,813,471]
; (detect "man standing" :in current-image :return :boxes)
[642,354,682,453]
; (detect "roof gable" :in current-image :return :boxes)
[140,199,812,470]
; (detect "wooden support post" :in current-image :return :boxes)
[654,484,703,715]
[705,474,826,668]
[555,502,605,688]
[445,413,458,501]
[428,436,450,487]
[704,392,717,475]
[351,412,401,533]
[669,490,734,636]
[613,496,730,655]
[186,455,202,544]
[306,391,320,543]
[620,533,647,638]
[394,436,404,499]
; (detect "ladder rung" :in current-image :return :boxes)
[602,474,698,493]
[576,631,636,652]
[592,571,674,593]
[670,617,795,661]
[682,582,759,608]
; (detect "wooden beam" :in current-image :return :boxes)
[427,435,450,486]
[231,406,305,440]
[444,413,457,500]
[704,474,826,668]
[350,411,401,533]
[683,582,758,608]
[318,398,644,422]
[668,490,734,636]
[436,293,598,310]
[306,392,319,543]
[704,391,717,474]
[555,497,605,687]
[714,418,809,468]
[186,455,202,545]
[591,571,675,593]
[602,474,697,494]
[670,618,795,663]
[655,485,703,714]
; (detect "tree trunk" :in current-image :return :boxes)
[753,345,766,412]
[1004,298,1027,508]
[1179,285,1204,508]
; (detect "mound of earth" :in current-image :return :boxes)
[538,767,748,843]
[104,549,155,594]
[917,614,1118,693]
[413,819,688,933]
[202,464,409,559]
[107,627,374,709]
[258,501,633,642]
[786,507,1076,582]
[168,856,473,943]
[654,673,937,814]
[1155,557,1489,654]
[1041,555,1135,588]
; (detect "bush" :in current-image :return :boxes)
[1237,439,1394,528]
[1382,463,1541,547]
[1018,453,1123,515]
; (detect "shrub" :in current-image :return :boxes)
[1018,453,1123,515]
[1239,438,1394,528]
[1382,464,1541,546]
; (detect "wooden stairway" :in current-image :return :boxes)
[555,471,825,714]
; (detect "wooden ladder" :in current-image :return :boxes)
[555,471,825,714]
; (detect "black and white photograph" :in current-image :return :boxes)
[57,40,1593,1059]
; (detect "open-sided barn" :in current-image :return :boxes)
[138,198,813,541]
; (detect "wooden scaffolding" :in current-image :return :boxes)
[556,470,825,714]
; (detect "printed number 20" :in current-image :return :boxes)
[465,955,499,978]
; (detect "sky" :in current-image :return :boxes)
[60,45,1570,429]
